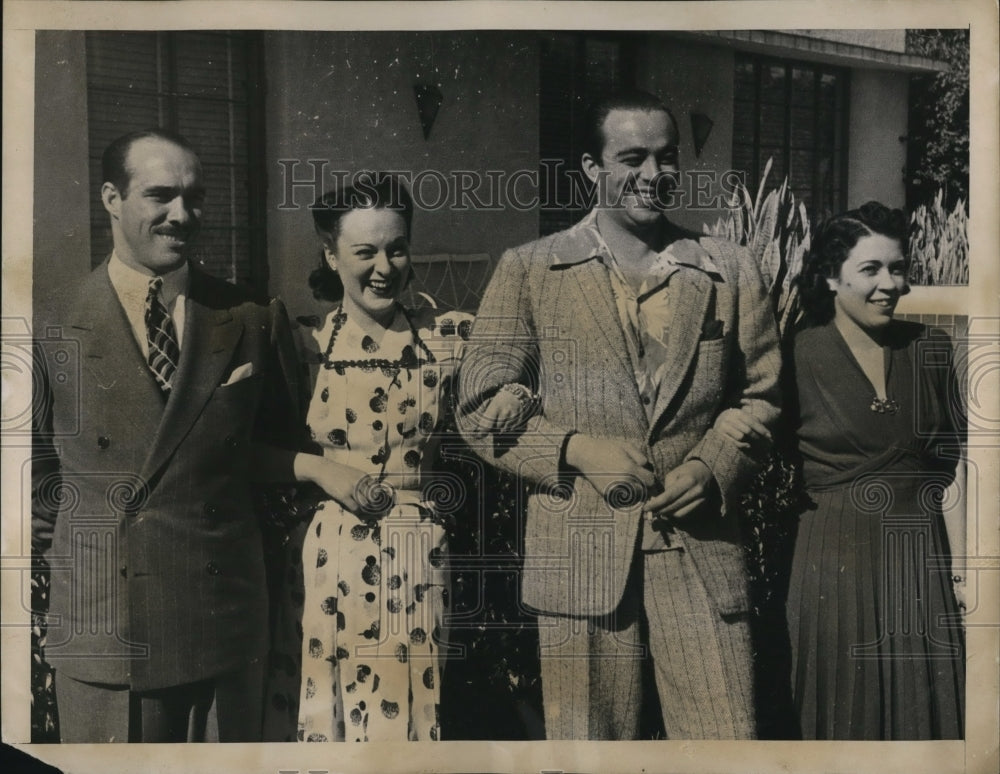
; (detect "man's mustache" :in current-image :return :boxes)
[152,226,196,239]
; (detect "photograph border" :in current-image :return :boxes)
[3,2,998,773]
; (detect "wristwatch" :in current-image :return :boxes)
[500,382,539,407]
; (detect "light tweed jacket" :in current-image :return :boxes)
[457,218,781,619]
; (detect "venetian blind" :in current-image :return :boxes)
[85,31,266,289]
[538,34,634,236]
[733,54,849,218]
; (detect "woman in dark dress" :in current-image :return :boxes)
[782,201,965,739]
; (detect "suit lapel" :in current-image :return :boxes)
[647,268,714,441]
[69,262,166,441]
[140,268,243,482]
[550,231,638,390]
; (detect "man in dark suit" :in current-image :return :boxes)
[457,91,782,739]
[31,129,302,742]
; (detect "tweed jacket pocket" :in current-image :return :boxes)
[522,481,640,617]
[675,337,727,415]
[678,536,751,617]
[700,318,725,341]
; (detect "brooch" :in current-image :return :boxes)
[869,396,900,414]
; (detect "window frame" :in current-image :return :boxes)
[538,31,639,236]
[85,30,269,292]
[733,52,850,216]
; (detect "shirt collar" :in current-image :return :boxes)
[550,210,721,277]
[108,251,189,306]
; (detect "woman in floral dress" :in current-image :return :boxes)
[264,175,532,742]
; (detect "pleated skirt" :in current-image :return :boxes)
[786,482,965,739]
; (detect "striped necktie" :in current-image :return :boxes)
[144,276,180,394]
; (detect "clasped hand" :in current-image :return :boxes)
[713,408,772,457]
[565,434,716,519]
[470,384,538,436]
[295,454,392,518]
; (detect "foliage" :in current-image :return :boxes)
[907,189,969,285]
[905,29,970,209]
[706,159,810,614]
[438,442,544,739]
[706,157,810,342]
[31,557,59,743]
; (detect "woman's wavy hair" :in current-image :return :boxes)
[308,173,414,302]
[795,200,909,326]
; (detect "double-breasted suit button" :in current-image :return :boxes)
[120,565,127,578]
[204,503,218,517]
[224,435,239,449]
[97,435,111,449]
[641,396,651,405]
[206,561,220,576]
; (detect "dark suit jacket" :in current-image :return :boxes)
[32,260,301,691]
[457,219,782,619]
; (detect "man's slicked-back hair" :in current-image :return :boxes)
[101,128,197,198]
[581,89,678,162]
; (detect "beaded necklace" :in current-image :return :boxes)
[318,304,438,521]
[322,304,436,373]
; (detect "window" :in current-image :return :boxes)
[538,33,636,236]
[85,31,267,290]
[733,54,849,217]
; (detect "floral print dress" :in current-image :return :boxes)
[295,304,471,742]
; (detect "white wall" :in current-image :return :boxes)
[33,31,92,294]
[797,29,907,53]
[847,69,909,209]
[263,31,540,320]
[640,38,736,234]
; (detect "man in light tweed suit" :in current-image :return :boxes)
[457,91,781,739]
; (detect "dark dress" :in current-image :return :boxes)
[785,320,965,740]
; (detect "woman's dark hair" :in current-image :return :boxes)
[308,173,414,302]
[795,200,909,326]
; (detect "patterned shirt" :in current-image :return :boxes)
[565,211,722,422]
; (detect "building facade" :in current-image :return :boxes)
[33,29,945,319]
